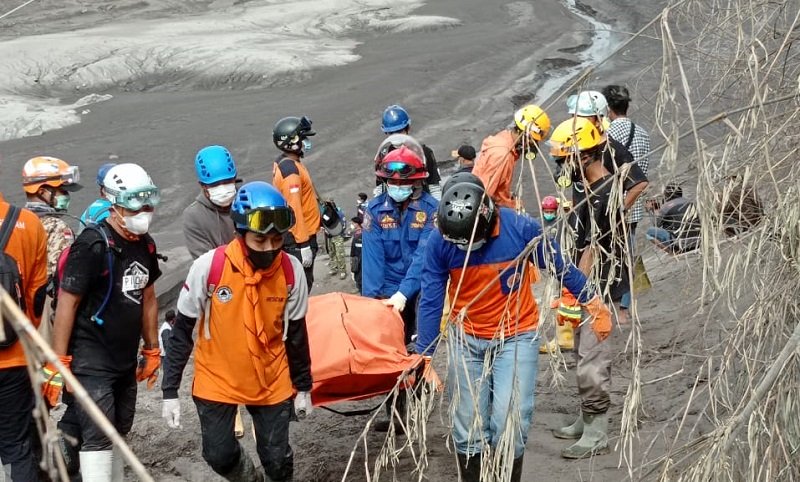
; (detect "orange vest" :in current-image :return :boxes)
[193,240,293,405]
[0,198,48,370]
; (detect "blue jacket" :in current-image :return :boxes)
[415,207,594,355]
[362,192,438,299]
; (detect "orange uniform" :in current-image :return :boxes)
[0,197,48,370]
[472,129,519,209]
[272,157,321,245]
[173,239,309,405]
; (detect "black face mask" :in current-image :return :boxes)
[247,248,280,270]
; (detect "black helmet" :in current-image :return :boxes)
[438,180,496,249]
[441,172,484,196]
[273,116,316,153]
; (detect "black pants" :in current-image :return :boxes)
[70,370,137,451]
[194,397,294,481]
[57,392,83,477]
[285,236,318,292]
[0,367,38,481]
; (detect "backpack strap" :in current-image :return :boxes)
[0,206,20,252]
[203,245,228,340]
[83,224,114,325]
[624,121,636,150]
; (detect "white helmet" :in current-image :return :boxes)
[103,163,160,211]
[566,91,609,118]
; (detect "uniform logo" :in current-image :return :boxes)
[122,261,150,304]
[411,211,427,229]
[380,214,398,229]
[216,286,233,303]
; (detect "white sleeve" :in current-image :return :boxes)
[176,250,214,319]
[284,254,309,321]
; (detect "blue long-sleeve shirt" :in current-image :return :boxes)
[361,192,438,299]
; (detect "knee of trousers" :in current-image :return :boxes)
[203,442,241,475]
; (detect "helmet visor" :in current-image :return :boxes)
[297,116,315,137]
[233,207,295,234]
[114,187,160,211]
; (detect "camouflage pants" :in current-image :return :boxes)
[329,235,346,273]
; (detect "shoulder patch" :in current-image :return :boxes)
[277,157,300,178]
[362,212,372,231]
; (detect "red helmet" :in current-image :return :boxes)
[376,146,428,180]
[541,195,559,211]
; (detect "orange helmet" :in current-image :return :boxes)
[22,156,81,194]
[375,146,428,181]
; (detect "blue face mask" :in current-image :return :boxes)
[543,213,556,222]
[301,139,312,152]
[387,184,413,202]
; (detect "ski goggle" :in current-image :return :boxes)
[111,186,161,211]
[24,165,81,187]
[232,207,295,234]
[379,161,418,179]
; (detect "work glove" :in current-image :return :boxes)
[294,391,313,419]
[382,292,407,313]
[582,295,612,342]
[300,246,313,268]
[162,398,181,428]
[41,355,73,408]
[554,288,581,329]
[421,356,443,393]
[136,348,161,390]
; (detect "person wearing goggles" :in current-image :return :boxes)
[49,162,163,481]
[80,162,117,228]
[272,115,321,291]
[163,181,312,482]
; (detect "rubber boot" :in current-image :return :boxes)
[374,391,406,434]
[561,412,609,459]
[552,412,584,439]
[223,452,265,482]
[510,455,523,482]
[556,322,574,350]
[111,446,123,481]
[456,453,481,482]
[79,451,113,482]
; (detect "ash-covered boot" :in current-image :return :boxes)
[223,452,265,482]
[456,453,481,482]
[560,412,609,459]
[552,412,584,439]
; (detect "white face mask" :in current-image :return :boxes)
[123,211,153,235]
[207,183,237,207]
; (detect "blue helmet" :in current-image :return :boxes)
[381,105,411,133]
[96,163,117,186]
[195,145,237,185]
[231,181,295,234]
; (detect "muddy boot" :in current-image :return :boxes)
[456,453,481,482]
[561,412,609,459]
[552,412,584,439]
[224,453,265,482]
[510,455,523,482]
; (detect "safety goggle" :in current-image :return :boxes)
[379,161,417,179]
[232,207,295,234]
[24,165,81,187]
[112,187,161,211]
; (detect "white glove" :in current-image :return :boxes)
[300,246,313,268]
[294,391,313,419]
[382,292,407,313]
[162,398,181,428]
[351,273,356,282]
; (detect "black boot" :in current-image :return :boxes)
[510,454,524,482]
[374,391,407,434]
[457,453,481,482]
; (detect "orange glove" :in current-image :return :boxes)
[554,288,582,329]
[582,296,612,342]
[421,356,442,393]
[136,348,161,390]
[41,355,73,408]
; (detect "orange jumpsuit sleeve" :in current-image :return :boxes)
[274,162,310,245]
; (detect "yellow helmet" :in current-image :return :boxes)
[22,156,81,194]
[549,117,606,154]
[514,104,551,142]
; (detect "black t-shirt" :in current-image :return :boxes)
[574,175,631,302]
[572,138,641,206]
[60,222,161,375]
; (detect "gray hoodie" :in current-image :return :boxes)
[182,193,236,260]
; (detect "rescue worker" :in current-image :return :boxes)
[272,115,321,291]
[566,90,609,132]
[450,144,476,173]
[0,184,48,481]
[356,193,368,218]
[45,163,163,480]
[415,178,611,481]
[472,104,551,209]
[540,195,560,237]
[321,199,347,280]
[548,118,648,458]
[380,105,442,199]
[362,146,438,345]
[162,181,312,482]
[80,162,116,226]
[159,309,176,380]
[645,184,701,254]
[183,145,238,259]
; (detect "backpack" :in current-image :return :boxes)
[202,245,295,340]
[320,200,344,236]
[0,206,24,349]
